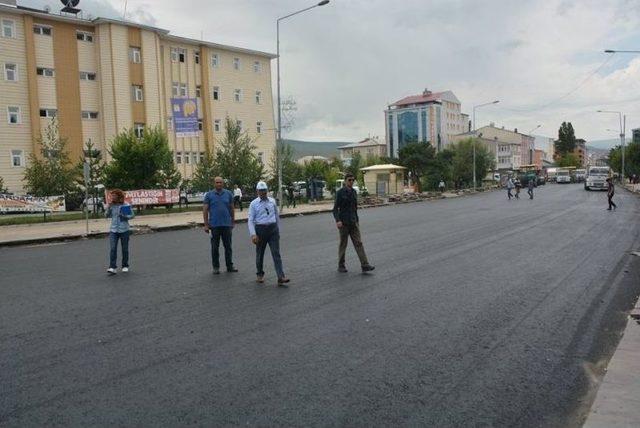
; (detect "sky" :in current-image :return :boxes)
[21,0,640,145]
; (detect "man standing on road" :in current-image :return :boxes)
[606,177,617,211]
[527,179,535,200]
[248,181,290,285]
[203,177,238,274]
[333,173,375,274]
[506,176,515,200]
[233,185,243,212]
[438,179,446,193]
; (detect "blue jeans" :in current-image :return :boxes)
[255,224,284,278]
[210,226,233,270]
[109,231,130,269]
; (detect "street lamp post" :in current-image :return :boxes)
[527,125,541,165]
[276,0,329,209]
[597,110,625,182]
[472,100,499,190]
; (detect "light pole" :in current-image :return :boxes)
[597,110,625,181]
[276,0,330,209]
[527,125,541,164]
[472,100,499,190]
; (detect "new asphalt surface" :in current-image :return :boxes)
[1,184,640,427]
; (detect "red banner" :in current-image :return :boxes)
[105,189,180,206]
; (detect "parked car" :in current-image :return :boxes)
[179,191,206,205]
[81,196,105,213]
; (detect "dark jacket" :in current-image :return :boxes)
[333,187,359,224]
[608,181,615,196]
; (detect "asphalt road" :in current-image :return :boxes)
[2,184,640,427]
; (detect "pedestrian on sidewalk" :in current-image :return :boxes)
[606,177,617,211]
[514,178,521,199]
[527,179,535,200]
[333,173,375,274]
[287,185,297,208]
[105,189,134,275]
[203,177,238,274]
[438,179,446,193]
[233,184,243,211]
[248,181,290,285]
[506,176,515,200]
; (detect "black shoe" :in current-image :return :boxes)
[227,267,238,273]
[607,208,612,211]
[278,277,290,286]
[361,265,375,272]
[213,268,220,274]
[338,266,348,273]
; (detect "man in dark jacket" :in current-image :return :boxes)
[333,173,375,273]
[606,177,617,210]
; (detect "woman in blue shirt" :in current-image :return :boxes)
[105,189,135,275]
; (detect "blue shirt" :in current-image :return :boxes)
[106,204,134,233]
[248,196,280,236]
[204,189,234,227]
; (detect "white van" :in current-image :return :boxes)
[584,166,611,191]
[556,170,571,184]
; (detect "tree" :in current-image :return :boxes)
[75,139,105,213]
[450,138,494,188]
[191,152,217,192]
[214,117,264,190]
[398,142,436,192]
[554,122,577,157]
[346,152,363,182]
[0,176,6,193]
[303,159,329,180]
[23,118,76,196]
[104,126,181,190]
[556,153,580,168]
[609,141,640,178]
[423,149,454,191]
[324,166,342,195]
[268,142,302,190]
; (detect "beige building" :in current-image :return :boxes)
[337,137,386,162]
[0,0,276,193]
[450,132,522,171]
[475,124,535,166]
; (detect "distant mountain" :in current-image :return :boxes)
[587,138,630,150]
[283,139,352,159]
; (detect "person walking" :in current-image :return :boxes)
[287,185,296,208]
[106,189,134,275]
[333,173,375,273]
[514,178,521,199]
[438,179,446,193]
[527,179,535,200]
[233,184,243,211]
[203,177,237,274]
[506,176,515,200]
[606,177,617,210]
[248,181,290,285]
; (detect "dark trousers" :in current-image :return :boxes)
[255,224,284,278]
[608,194,617,209]
[507,189,513,199]
[211,226,233,270]
[233,196,242,211]
[527,188,534,199]
[338,222,369,268]
[109,231,130,269]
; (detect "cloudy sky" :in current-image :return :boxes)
[22,0,640,144]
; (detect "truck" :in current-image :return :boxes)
[584,166,611,191]
[556,169,571,184]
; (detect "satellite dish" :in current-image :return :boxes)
[60,0,80,7]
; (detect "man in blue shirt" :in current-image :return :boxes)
[203,177,237,274]
[248,181,290,286]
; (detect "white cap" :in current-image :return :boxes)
[256,181,268,190]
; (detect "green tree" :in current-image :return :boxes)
[423,149,454,191]
[23,118,76,196]
[214,117,264,190]
[324,166,342,195]
[554,122,577,157]
[268,142,302,190]
[303,159,329,180]
[346,152,363,182]
[104,126,181,190]
[609,141,640,178]
[450,138,495,188]
[0,176,7,193]
[75,139,105,213]
[556,153,580,168]
[398,142,436,192]
[191,152,217,192]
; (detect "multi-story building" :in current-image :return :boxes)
[450,132,521,171]
[474,124,535,166]
[384,89,467,157]
[0,0,276,193]
[337,137,387,163]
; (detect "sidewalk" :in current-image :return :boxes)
[0,202,334,247]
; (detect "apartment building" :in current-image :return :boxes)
[385,89,467,157]
[450,132,522,171]
[337,137,387,163]
[0,0,276,193]
[474,124,535,166]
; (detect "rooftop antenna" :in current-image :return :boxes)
[123,0,128,21]
[60,0,81,15]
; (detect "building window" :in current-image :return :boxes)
[79,71,96,81]
[132,85,143,102]
[253,61,261,73]
[81,111,99,119]
[76,31,93,42]
[2,19,15,38]
[233,57,240,70]
[234,89,241,102]
[255,90,262,104]
[172,82,179,97]
[194,51,200,64]
[257,152,264,165]
[4,63,17,81]
[214,119,220,132]
[213,86,220,100]
[180,83,187,97]
[236,119,243,130]
[211,53,220,68]
[11,150,24,167]
[171,47,186,63]
[256,121,262,134]
[33,25,52,36]
[176,151,182,164]
[36,67,55,77]
[7,106,20,124]
[196,85,201,98]
[184,152,190,164]
[192,152,199,164]
[199,152,205,163]
[130,47,141,63]
[134,123,145,138]
[39,108,57,118]
[198,119,203,131]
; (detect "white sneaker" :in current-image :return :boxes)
[107,268,117,275]
[122,267,129,273]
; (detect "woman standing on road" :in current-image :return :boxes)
[105,189,135,275]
